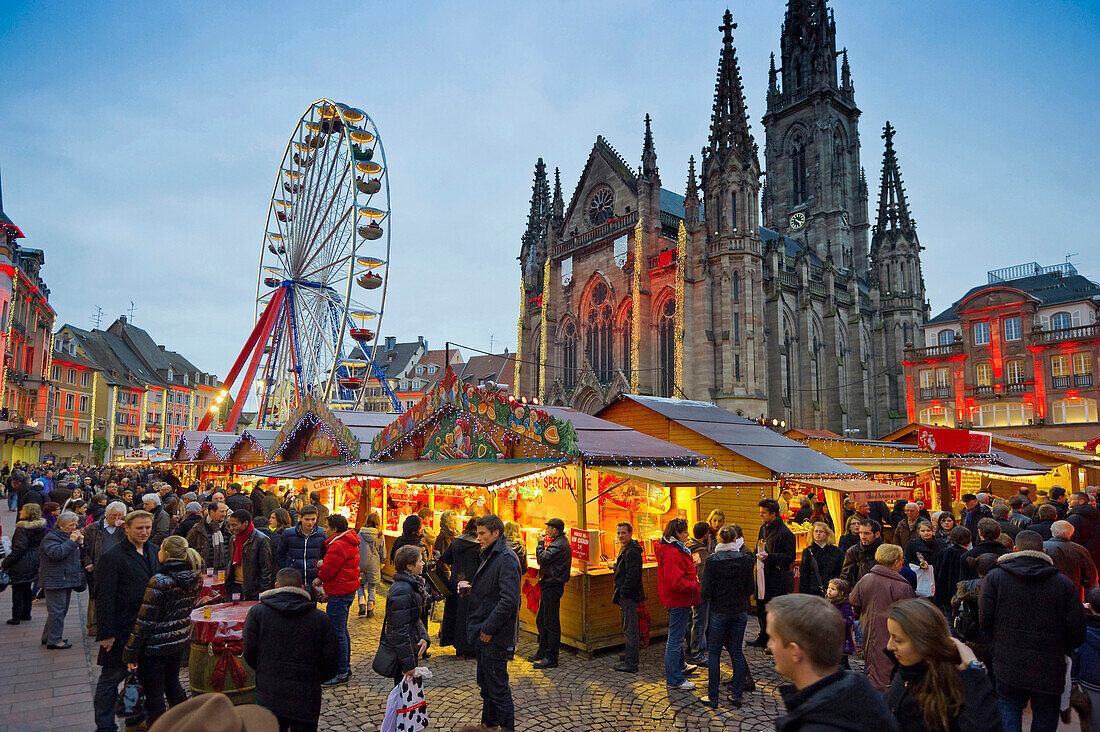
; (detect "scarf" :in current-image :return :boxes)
[232,523,254,565]
[661,537,691,555]
[715,539,744,552]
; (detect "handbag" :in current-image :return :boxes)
[372,619,401,678]
[0,567,9,592]
[115,670,145,719]
[423,562,451,601]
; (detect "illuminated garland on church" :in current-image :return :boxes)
[515,279,524,392]
[538,255,550,400]
[630,217,642,394]
[674,221,686,396]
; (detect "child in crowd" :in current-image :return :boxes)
[826,578,856,669]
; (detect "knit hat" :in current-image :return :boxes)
[148,693,276,732]
[185,501,202,516]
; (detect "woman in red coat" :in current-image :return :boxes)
[656,517,701,690]
[315,513,361,685]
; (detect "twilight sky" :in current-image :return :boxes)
[2,1,1097,379]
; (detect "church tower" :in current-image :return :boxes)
[762,0,869,274]
[698,10,767,415]
[870,122,927,432]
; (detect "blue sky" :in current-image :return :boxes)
[2,1,1097,378]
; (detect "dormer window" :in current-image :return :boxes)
[167,367,174,381]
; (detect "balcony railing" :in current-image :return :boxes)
[1053,375,1071,389]
[905,342,964,360]
[936,386,952,398]
[553,210,639,259]
[919,388,934,400]
[1030,324,1099,346]
[1076,373,1094,387]
[1005,382,1027,394]
[974,385,994,396]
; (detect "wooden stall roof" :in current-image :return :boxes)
[407,461,567,487]
[237,460,346,478]
[333,411,398,459]
[598,465,771,487]
[836,458,939,474]
[540,406,706,462]
[193,433,241,462]
[330,461,472,479]
[881,422,1100,468]
[596,395,861,477]
[172,430,221,461]
[798,478,913,502]
[950,462,1049,478]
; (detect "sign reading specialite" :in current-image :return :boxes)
[568,527,599,563]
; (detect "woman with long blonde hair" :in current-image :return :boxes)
[122,534,203,723]
[884,598,999,731]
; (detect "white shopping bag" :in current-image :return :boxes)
[380,667,432,732]
[909,563,935,598]
[755,543,766,599]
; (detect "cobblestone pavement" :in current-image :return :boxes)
[316,584,803,732]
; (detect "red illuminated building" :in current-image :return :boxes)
[903,261,1100,442]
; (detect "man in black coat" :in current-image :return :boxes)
[1048,485,1070,520]
[612,522,644,673]
[960,493,992,535]
[992,503,1022,541]
[1028,503,1059,541]
[532,517,571,669]
[19,478,48,511]
[224,482,253,514]
[1068,492,1100,566]
[243,568,338,731]
[93,511,159,732]
[980,530,1086,732]
[839,519,883,587]
[769,594,899,732]
[225,509,276,601]
[960,518,1011,579]
[750,498,796,647]
[1044,520,1098,600]
[467,514,521,732]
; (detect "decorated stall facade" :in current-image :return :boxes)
[365,368,766,653]
[596,395,863,553]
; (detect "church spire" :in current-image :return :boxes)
[520,158,550,289]
[840,48,852,92]
[875,122,913,232]
[708,10,754,163]
[684,155,700,225]
[551,166,563,226]
[641,113,658,178]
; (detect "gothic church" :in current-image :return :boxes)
[516,2,928,438]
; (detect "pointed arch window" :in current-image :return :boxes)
[790,139,808,206]
[585,282,614,384]
[730,191,738,230]
[781,333,793,402]
[658,299,676,397]
[732,272,740,304]
[619,302,633,382]
[561,321,577,390]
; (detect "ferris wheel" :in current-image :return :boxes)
[199,98,402,433]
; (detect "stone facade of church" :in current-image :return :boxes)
[516,2,928,438]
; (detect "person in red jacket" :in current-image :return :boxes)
[656,517,701,690]
[314,513,361,685]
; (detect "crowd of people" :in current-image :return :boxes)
[4,457,1100,731]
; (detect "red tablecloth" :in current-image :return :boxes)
[196,575,226,606]
[189,602,257,644]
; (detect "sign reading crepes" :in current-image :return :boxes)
[568,527,599,563]
[848,489,912,503]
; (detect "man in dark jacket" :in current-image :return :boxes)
[612,522,644,673]
[960,518,1011,579]
[532,517,571,669]
[980,530,1086,732]
[839,519,883,588]
[1048,485,1070,520]
[992,503,1022,541]
[468,514,521,732]
[276,505,326,583]
[960,493,992,535]
[1008,495,1032,529]
[19,478,47,511]
[1068,491,1100,565]
[224,482,253,514]
[1029,503,1059,541]
[225,509,276,601]
[173,501,203,539]
[769,594,899,732]
[1044,520,1098,600]
[249,480,281,521]
[750,498,797,647]
[93,511,159,732]
[243,568,338,731]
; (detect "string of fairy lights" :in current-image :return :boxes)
[630,216,642,394]
[674,220,686,394]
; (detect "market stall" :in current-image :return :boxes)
[361,368,767,653]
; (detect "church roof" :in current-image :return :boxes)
[927,272,1100,325]
[659,188,687,219]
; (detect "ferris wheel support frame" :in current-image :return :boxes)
[195,287,286,432]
